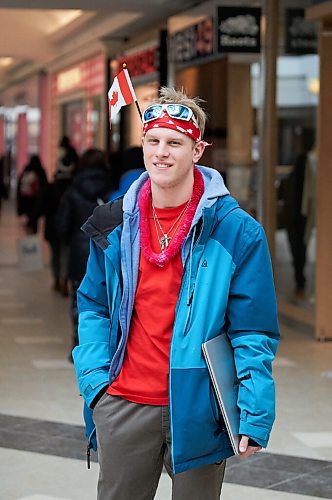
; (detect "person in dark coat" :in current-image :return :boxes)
[58,136,79,174]
[283,152,308,292]
[27,159,75,292]
[17,155,48,232]
[56,148,112,353]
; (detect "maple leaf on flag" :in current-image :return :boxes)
[109,91,118,107]
[108,68,137,129]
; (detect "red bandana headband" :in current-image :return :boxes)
[143,111,202,143]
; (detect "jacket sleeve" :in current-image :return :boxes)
[72,239,111,407]
[226,224,280,448]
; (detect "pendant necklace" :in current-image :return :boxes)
[152,198,191,251]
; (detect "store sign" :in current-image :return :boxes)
[217,7,261,53]
[117,47,158,78]
[170,17,214,64]
[55,55,105,96]
[57,68,82,93]
[285,9,318,55]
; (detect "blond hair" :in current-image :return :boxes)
[154,87,207,137]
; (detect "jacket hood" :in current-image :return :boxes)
[73,167,111,201]
[122,165,230,220]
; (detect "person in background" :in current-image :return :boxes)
[108,150,123,194]
[28,156,75,294]
[17,155,48,233]
[53,136,79,294]
[108,146,145,202]
[56,149,112,356]
[73,87,279,499]
[282,142,316,295]
[58,135,79,175]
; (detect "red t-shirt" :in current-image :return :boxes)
[107,201,186,405]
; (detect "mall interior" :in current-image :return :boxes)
[0,0,332,499]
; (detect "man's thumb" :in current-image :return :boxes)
[239,436,248,452]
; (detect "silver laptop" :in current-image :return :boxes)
[202,334,240,455]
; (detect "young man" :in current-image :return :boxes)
[73,88,279,500]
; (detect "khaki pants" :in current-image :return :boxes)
[93,393,226,500]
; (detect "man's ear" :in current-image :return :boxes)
[193,141,206,163]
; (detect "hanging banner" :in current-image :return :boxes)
[217,7,261,53]
[285,9,318,55]
[170,17,214,64]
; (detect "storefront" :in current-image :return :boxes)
[168,7,260,212]
[169,2,319,333]
[50,53,106,175]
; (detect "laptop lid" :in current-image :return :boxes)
[202,334,240,455]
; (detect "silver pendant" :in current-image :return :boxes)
[160,234,171,251]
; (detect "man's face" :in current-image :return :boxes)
[142,127,205,192]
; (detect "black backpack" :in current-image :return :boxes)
[81,197,124,250]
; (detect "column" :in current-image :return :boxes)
[314,18,332,340]
[257,0,278,263]
[227,63,253,166]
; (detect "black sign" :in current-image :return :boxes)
[217,7,261,53]
[170,17,214,64]
[285,9,318,55]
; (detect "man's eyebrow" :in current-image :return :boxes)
[148,135,184,142]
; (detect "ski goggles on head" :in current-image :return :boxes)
[143,104,199,127]
[142,103,202,142]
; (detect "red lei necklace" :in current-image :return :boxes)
[138,168,204,268]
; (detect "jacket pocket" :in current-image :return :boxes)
[170,367,231,465]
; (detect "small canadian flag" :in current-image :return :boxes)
[108,67,137,126]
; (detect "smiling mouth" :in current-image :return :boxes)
[155,163,171,169]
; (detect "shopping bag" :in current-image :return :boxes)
[17,234,43,272]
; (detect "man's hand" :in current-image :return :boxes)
[238,435,262,459]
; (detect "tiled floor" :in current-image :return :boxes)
[1,198,332,500]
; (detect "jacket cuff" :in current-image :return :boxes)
[78,370,110,408]
[239,420,270,448]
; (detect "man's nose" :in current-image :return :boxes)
[156,141,169,157]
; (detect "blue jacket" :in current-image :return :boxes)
[73,166,279,474]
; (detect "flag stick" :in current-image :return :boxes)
[135,101,143,121]
[122,63,143,122]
